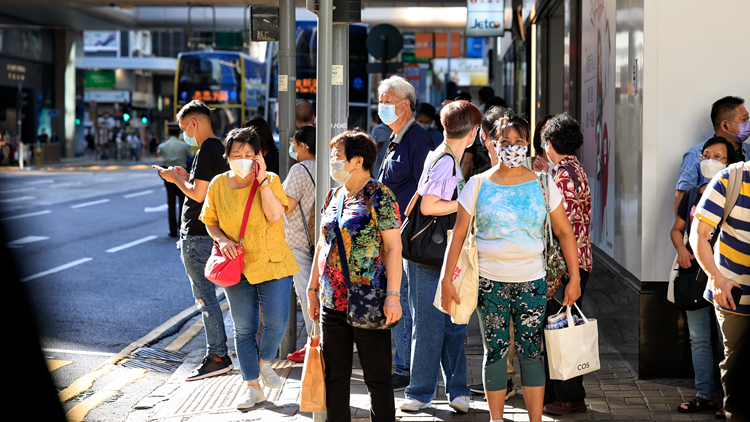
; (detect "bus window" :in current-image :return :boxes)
[177,54,242,106]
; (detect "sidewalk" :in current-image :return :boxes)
[133,261,724,422]
[0,155,162,172]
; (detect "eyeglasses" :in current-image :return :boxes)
[700,152,727,162]
[498,139,529,148]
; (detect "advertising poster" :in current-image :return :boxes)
[581,0,615,256]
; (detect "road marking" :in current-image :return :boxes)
[57,304,200,404]
[27,179,54,185]
[6,235,49,248]
[71,199,110,209]
[65,368,147,422]
[49,181,83,188]
[145,204,168,212]
[46,359,73,372]
[0,210,52,221]
[42,348,116,357]
[21,257,93,282]
[0,187,37,194]
[106,235,158,253]
[0,195,35,203]
[124,190,154,198]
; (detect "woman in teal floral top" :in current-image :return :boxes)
[307,129,403,422]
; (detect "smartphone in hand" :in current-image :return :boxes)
[152,165,166,171]
[731,286,743,308]
[254,161,260,176]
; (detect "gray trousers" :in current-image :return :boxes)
[715,309,750,421]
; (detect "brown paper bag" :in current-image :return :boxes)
[299,329,326,412]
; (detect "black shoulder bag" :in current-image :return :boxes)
[673,186,708,310]
[400,152,458,268]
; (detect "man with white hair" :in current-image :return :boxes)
[376,75,434,392]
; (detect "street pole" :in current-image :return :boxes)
[316,0,333,242]
[278,0,297,360]
[331,24,349,139]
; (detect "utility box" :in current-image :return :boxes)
[306,0,361,23]
[250,6,279,41]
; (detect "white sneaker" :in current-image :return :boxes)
[236,387,265,410]
[400,398,431,412]
[449,395,471,413]
[259,362,282,388]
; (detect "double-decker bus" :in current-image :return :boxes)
[174,20,370,141]
[174,51,268,137]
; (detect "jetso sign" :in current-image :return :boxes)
[466,0,512,37]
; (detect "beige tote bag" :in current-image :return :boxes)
[433,177,482,325]
[544,303,600,381]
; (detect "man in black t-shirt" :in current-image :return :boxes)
[159,100,232,381]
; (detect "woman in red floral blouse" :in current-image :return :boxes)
[539,113,593,416]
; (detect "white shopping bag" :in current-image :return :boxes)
[544,303,600,381]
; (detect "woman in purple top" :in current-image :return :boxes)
[399,100,482,414]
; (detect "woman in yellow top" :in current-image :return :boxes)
[200,127,299,410]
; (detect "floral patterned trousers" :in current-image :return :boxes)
[476,276,547,368]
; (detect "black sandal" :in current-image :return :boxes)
[677,397,718,413]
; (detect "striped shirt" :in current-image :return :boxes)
[693,163,750,315]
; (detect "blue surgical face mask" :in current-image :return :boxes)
[183,120,198,147]
[417,122,431,131]
[378,100,405,125]
[289,142,299,161]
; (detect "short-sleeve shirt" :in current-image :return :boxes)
[318,181,401,311]
[417,151,464,200]
[199,172,299,283]
[458,174,562,282]
[282,160,316,250]
[552,156,593,272]
[181,138,230,237]
[157,136,195,168]
[377,120,434,220]
[692,163,750,315]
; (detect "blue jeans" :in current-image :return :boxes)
[291,246,314,336]
[686,306,722,401]
[224,275,293,381]
[180,235,228,357]
[391,259,412,376]
[405,261,470,403]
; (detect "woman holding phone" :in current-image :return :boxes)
[199,127,299,410]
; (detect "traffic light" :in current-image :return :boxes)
[123,112,131,122]
[16,90,28,120]
[141,116,148,125]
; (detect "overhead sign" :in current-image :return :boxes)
[466,0,511,37]
[83,90,131,104]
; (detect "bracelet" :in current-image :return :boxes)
[307,287,319,293]
[385,292,401,297]
[259,177,269,186]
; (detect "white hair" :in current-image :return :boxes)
[377,76,416,112]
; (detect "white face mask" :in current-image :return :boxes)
[700,159,727,180]
[230,158,255,179]
[330,159,353,184]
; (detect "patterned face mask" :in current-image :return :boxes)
[497,144,527,169]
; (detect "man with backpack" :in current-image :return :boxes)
[690,161,750,421]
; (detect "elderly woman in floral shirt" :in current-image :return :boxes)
[440,114,581,422]
[538,113,592,416]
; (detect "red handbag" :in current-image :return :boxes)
[204,179,259,287]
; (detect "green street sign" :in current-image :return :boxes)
[84,70,116,89]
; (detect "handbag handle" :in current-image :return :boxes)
[550,303,590,327]
[238,179,260,243]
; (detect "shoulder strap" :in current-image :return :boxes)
[723,162,743,222]
[299,162,315,187]
[424,151,455,184]
[334,190,351,288]
[708,163,744,248]
[561,164,580,191]
[238,179,260,242]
